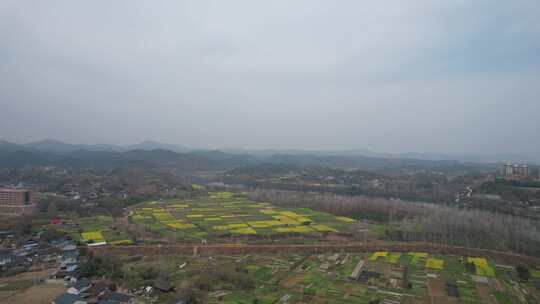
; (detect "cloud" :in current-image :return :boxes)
[1,1,539,154]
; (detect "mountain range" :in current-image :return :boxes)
[0,139,189,154]
[0,139,536,170]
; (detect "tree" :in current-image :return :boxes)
[80,260,98,277]
[42,228,64,241]
[47,201,58,217]
[516,264,530,281]
[13,216,32,235]
[141,266,159,280]
[80,254,123,279]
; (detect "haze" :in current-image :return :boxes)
[1,1,539,155]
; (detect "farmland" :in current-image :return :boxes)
[129,191,356,240]
[117,251,540,304]
[43,215,135,245]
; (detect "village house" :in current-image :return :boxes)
[67,277,92,294]
[53,293,87,304]
[99,291,135,304]
[60,255,78,268]
[0,251,13,270]
[80,280,114,299]
[152,278,174,293]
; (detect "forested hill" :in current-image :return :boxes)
[0,140,502,173]
[0,149,222,171]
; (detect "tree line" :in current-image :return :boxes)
[248,189,540,257]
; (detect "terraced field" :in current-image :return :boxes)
[130,191,355,240]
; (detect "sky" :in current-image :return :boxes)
[1,1,539,154]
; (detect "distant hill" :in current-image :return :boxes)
[22,139,121,153]
[227,163,303,176]
[396,152,534,164]
[0,145,461,172]
[0,150,61,167]
[265,153,469,171]
[123,140,189,152]
[0,139,189,154]
[193,150,260,167]
[225,148,535,165]
[0,148,222,171]
[2,139,535,164]
[0,139,536,172]
[0,140,33,153]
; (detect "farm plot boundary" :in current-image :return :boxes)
[89,241,540,266]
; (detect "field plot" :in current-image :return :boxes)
[81,231,105,244]
[426,257,444,270]
[45,215,134,245]
[130,191,355,239]
[117,251,539,304]
[467,257,496,277]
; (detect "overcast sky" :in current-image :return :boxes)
[1,1,539,154]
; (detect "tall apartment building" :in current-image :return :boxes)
[502,163,529,180]
[0,188,36,215]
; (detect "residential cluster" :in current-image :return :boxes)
[0,228,135,304]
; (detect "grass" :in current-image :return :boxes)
[164,221,196,229]
[385,252,401,263]
[0,280,34,291]
[493,291,514,304]
[409,252,428,265]
[230,227,257,234]
[370,224,389,239]
[275,226,313,233]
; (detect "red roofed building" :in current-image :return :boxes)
[50,218,63,225]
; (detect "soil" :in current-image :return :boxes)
[280,272,305,288]
[427,278,458,304]
[0,269,51,284]
[475,282,497,304]
[0,280,65,304]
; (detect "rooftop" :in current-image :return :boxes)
[54,293,85,304]
[0,188,30,193]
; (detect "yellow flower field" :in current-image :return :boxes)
[370,251,388,261]
[81,231,105,243]
[468,257,495,277]
[131,191,354,239]
[336,216,355,223]
[426,258,444,270]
